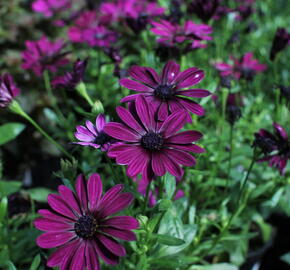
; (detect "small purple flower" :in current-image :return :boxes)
[151,19,213,49]
[74,114,114,151]
[32,0,71,17]
[120,60,211,121]
[270,28,290,61]
[52,59,87,89]
[188,0,220,22]
[104,95,204,181]
[34,173,138,269]
[254,123,290,175]
[0,74,20,108]
[21,36,69,76]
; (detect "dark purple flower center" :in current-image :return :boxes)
[74,215,97,239]
[253,135,276,154]
[154,84,174,100]
[141,132,164,151]
[94,131,111,146]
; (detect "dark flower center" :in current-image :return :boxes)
[154,84,174,100]
[74,215,97,239]
[253,135,276,154]
[141,132,164,151]
[94,131,111,146]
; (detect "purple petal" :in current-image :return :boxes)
[129,65,159,87]
[96,114,106,131]
[70,242,86,270]
[161,153,184,177]
[74,132,95,142]
[36,231,75,248]
[58,185,82,215]
[163,149,196,166]
[151,152,166,176]
[159,111,188,137]
[86,244,100,270]
[167,143,205,153]
[88,173,102,212]
[104,122,139,142]
[135,95,154,131]
[177,98,205,115]
[60,240,81,270]
[98,184,123,209]
[120,93,141,103]
[127,149,150,177]
[166,130,203,144]
[273,123,288,140]
[93,240,119,265]
[38,209,72,223]
[102,216,139,230]
[86,120,97,136]
[34,218,73,232]
[116,106,144,133]
[174,68,204,88]
[120,78,151,92]
[116,146,147,165]
[101,228,137,241]
[97,234,126,256]
[161,60,180,84]
[75,174,88,213]
[157,101,169,121]
[177,89,211,98]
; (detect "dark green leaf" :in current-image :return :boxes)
[0,123,25,146]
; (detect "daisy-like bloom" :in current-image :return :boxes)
[150,19,213,49]
[214,52,266,81]
[120,60,211,121]
[270,28,290,61]
[34,173,138,269]
[254,123,290,175]
[188,0,220,22]
[21,36,69,76]
[52,59,87,89]
[0,74,20,108]
[32,0,71,18]
[68,11,117,48]
[74,114,114,151]
[104,95,204,181]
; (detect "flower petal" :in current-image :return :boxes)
[88,173,102,212]
[151,152,166,176]
[177,89,211,98]
[161,60,180,84]
[97,234,126,256]
[120,93,141,103]
[36,231,75,249]
[159,111,188,137]
[86,243,100,270]
[102,216,139,230]
[127,149,150,177]
[166,130,203,144]
[104,122,139,142]
[96,114,106,131]
[174,68,204,88]
[34,218,73,232]
[98,184,123,210]
[129,65,159,87]
[135,95,154,131]
[101,228,137,241]
[120,78,151,92]
[86,120,97,136]
[167,143,205,153]
[163,149,196,166]
[70,242,86,270]
[93,240,119,265]
[58,185,82,215]
[177,98,205,115]
[116,106,144,133]
[75,174,88,213]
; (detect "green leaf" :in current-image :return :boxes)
[0,197,8,222]
[5,261,17,270]
[29,254,41,270]
[0,180,22,197]
[26,188,54,202]
[0,123,25,146]
[162,173,176,199]
[154,234,185,246]
[189,263,238,270]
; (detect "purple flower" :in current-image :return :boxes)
[120,60,210,121]
[32,0,71,17]
[254,123,290,175]
[21,36,69,76]
[188,0,220,22]
[52,59,87,89]
[214,52,266,81]
[104,95,204,181]
[0,74,20,108]
[270,28,290,61]
[151,19,213,49]
[34,173,138,269]
[74,114,114,151]
[68,11,117,48]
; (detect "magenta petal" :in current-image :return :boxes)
[36,231,74,248]
[120,78,151,92]
[58,185,81,215]
[60,240,80,270]
[129,65,159,87]
[38,209,72,223]
[88,173,102,212]
[116,106,144,133]
[70,242,86,270]
[102,216,139,230]
[34,218,73,232]
[104,122,139,142]
[174,68,204,88]
[93,240,119,265]
[101,228,136,241]
[47,194,77,220]
[177,89,211,98]
[160,111,188,137]
[86,120,97,136]
[116,146,146,165]
[120,93,141,103]
[164,149,196,166]
[178,98,205,115]
[135,95,154,131]
[96,114,106,131]
[157,101,169,121]
[75,174,88,213]
[74,132,95,142]
[127,149,150,177]
[166,130,203,144]
[108,144,137,159]
[86,244,100,270]
[274,123,288,140]
[97,234,126,256]
[151,152,166,176]
[161,153,183,177]
[98,184,123,210]
[161,60,180,84]
[168,143,205,153]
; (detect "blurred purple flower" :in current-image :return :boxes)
[21,36,69,76]
[32,0,71,17]
[254,123,290,175]
[35,173,138,269]
[151,19,213,49]
[0,74,20,108]
[120,60,210,121]
[270,28,290,61]
[52,59,87,89]
[104,95,204,181]
[188,0,220,22]
[74,114,114,151]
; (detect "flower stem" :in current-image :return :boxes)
[104,154,120,185]
[76,82,94,107]
[142,180,153,212]
[226,124,234,189]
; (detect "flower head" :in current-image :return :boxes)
[34,174,138,269]
[151,19,213,49]
[270,28,290,61]
[74,114,114,151]
[188,0,220,22]
[0,74,20,108]
[254,123,290,175]
[21,36,69,76]
[104,96,204,181]
[120,60,210,121]
[32,0,71,17]
[52,59,87,89]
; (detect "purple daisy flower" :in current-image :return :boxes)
[32,0,71,18]
[120,60,211,121]
[21,36,69,76]
[0,74,20,108]
[74,114,114,151]
[254,123,290,175]
[270,28,290,61]
[34,173,138,269]
[188,0,220,22]
[104,95,204,181]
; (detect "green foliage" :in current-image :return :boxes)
[0,123,25,146]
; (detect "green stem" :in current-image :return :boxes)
[226,124,234,189]
[76,82,94,107]
[104,154,120,185]
[142,180,153,212]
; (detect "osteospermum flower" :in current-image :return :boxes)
[0,74,20,108]
[188,0,220,22]
[32,0,71,17]
[214,52,266,81]
[151,19,213,49]
[254,123,290,175]
[74,114,114,151]
[21,36,69,76]
[104,95,204,181]
[270,28,290,61]
[120,60,211,121]
[34,174,138,269]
